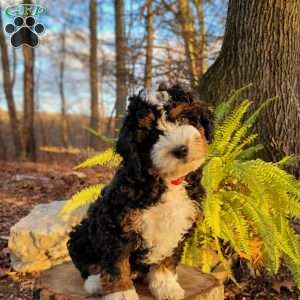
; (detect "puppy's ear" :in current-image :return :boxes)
[157,82,168,91]
[200,106,214,142]
[115,93,157,178]
[167,84,194,104]
[116,119,142,178]
[115,96,142,178]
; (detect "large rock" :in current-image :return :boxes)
[9,201,87,273]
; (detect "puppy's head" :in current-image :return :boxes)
[151,84,214,180]
[115,90,169,177]
[116,85,214,181]
[150,116,209,180]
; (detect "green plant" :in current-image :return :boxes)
[58,148,121,216]
[182,87,300,287]
[59,87,300,287]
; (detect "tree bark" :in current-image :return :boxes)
[114,0,128,134]
[199,0,300,177]
[177,0,198,88]
[194,0,207,75]
[58,24,70,149]
[89,0,100,149]
[144,0,154,90]
[23,42,36,161]
[0,119,7,160]
[0,5,22,158]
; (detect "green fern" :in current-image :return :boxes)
[58,184,104,216]
[74,148,122,170]
[184,88,300,289]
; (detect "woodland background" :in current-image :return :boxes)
[0,0,300,299]
[0,0,226,161]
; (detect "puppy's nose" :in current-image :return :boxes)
[172,145,188,159]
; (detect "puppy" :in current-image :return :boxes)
[67,85,213,300]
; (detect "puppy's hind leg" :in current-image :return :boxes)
[98,256,139,300]
[84,273,139,300]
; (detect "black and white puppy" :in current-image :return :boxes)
[67,85,213,300]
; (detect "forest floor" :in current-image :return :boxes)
[0,160,298,299]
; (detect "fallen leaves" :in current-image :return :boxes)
[0,160,112,300]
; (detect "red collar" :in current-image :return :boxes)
[152,169,186,186]
[170,176,185,186]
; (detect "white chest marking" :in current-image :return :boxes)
[139,184,198,264]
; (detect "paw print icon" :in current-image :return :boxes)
[5,16,45,48]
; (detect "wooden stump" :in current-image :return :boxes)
[38,262,224,300]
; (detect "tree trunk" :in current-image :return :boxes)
[37,262,224,300]
[114,0,127,134]
[23,43,36,161]
[22,0,36,161]
[194,0,207,75]
[0,5,22,158]
[89,0,100,149]
[177,0,198,88]
[199,0,300,177]
[59,25,69,149]
[0,120,7,160]
[144,0,154,90]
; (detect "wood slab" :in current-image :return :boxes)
[38,262,224,300]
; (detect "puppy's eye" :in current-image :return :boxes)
[194,136,201,143]
[179,116,189,124]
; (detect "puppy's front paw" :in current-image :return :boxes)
[148,269,184,300]
[84,274,102,295]
[100,289,139,300]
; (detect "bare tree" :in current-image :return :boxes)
[199,0,300,177]
[59,24,69,148]
[0,5,22,158]
[23,0,37,160]
[115,0,127,133]
[177,0,198,87]
[144,0,154,89]
[193,0,207,75]
[160,0,209,88]
[89,0,100,149]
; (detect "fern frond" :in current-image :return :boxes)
[236,144,264,160]
[58,184,103,217]
[221,203,251,258]
[201,157,224,235]
[84,126,117,145]
[275,155,300,168]
[243,160,300,197]
[244,97,277,127]
[214,84,252,126]
[279,220,300,263]
[74,148,122,170]
[225,134,258,161]
[214,235,238,285]
[242,200,282,273]
[201,157,224,193]
[211,99,252,156]
[203,193,222,236]
[285,196,300,219]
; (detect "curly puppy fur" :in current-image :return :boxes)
[67,84,214,300]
